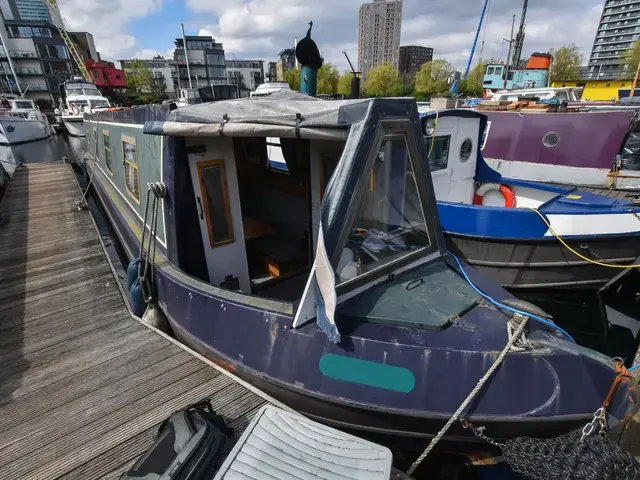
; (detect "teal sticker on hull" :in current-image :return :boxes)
[319,354,415,393]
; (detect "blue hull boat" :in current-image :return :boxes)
[418,109,640,290]
[82,95,638,455]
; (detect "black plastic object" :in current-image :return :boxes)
[120,401,233,480]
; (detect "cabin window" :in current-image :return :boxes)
[543,131,560,148]
[197,160,234,248]
[266,137,289,173]
[122,136,140,202]
[424,135,450,171]
[337,136,430,284]
[487,67,495,75]
[460,138,473,163]
[103,130,112,173]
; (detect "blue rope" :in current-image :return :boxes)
[629,363,640,372]
[448,252,576,343]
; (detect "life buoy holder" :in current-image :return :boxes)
[473,183,517,208]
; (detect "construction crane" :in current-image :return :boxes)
[342,51,360,99]
[44,0,91,81]
[511,0,528,68]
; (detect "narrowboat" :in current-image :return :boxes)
[416,110,640,290]
[480,108,640,190]
[83,93,637,454]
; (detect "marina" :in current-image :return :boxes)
[3,0,640,477]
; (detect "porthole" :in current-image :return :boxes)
[459,138,473,162]
[543,131,560,148]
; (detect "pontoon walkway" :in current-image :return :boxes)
[0,163,275,479]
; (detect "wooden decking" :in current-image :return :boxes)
[0,163,272,479]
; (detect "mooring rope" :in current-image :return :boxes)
[76,112,100,209]
[528,207,640,269]
[406,314,530,476]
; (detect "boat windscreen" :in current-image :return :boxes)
[337,260,481,329]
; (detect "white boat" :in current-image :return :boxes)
[250,82,291,97]
[57,76,110,137]
[0,96,54,145]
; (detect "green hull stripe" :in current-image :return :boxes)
[319,353,415,393]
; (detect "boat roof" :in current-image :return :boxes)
[143,91,486,139]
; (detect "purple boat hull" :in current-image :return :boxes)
[481,110,639,187]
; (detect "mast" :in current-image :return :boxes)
[463,0,490,79]
[512,0,528,67]
[181,23,193,89]
[503,15,516,89]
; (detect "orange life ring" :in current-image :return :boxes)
[473,183,516,208]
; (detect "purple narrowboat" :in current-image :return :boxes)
[481,109,640,190]
[82,94,638,456]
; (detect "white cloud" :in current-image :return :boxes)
[57,0,163,60]
[56,0,606,76]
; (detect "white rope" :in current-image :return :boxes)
[76,113,100,209]
[406,315,530,476]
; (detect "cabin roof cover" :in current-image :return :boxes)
[143,92,419,137]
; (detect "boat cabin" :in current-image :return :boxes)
[59,76,110,114]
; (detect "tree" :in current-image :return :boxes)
[549,44,583,82]
[622,41,640,75]
[153,54,164,59]
[415,59,454,97]
[283,68,300,91]
[363,64,402,97]
[399,72,416,96]
[126,58,153,93]
[317,62,340,94]
[337,73,353,96]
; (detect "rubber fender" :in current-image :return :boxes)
[126,258,141,290]
[501,298,553,320]
[129,278,146,317]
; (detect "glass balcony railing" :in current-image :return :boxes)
[15,67,43,75]
[10,50,37,59]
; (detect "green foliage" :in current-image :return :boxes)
[125,58,153,93]
[283,68,300,91]
[549,44,583,82]
[337,73,353,96]
[399,72,416,96]
[622,41,640,76]
[415,59,454,97]
[363,64,402,97]
[317,63,340,94]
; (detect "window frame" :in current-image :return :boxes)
[265,137,290,174]
[196,159,235,248]
[102,129,113,174]
[121,135,140,203]
[334,120,441,296]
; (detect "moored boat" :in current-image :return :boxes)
[0,96,54,145]
[57,76,110,137]
[83,94,638,455]
[416,109,640,290]
[480,107,640,190]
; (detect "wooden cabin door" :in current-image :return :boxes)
[187,138,251,292]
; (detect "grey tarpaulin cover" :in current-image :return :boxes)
[143,91,403,139]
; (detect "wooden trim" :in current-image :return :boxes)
[102,130,113,175]
[196,159,234,248]
[121,137,140,204]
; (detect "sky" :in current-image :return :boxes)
[56,0,606,73]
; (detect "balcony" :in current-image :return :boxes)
[10,50,38,59]
[22,84,48,91]
[15,67,43,76]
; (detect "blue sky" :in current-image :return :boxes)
[58,0,605,72]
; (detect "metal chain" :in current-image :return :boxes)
[580,407,607,442]
[460,420,505,449]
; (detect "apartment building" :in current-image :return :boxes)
[357,0,403,77]
[589,0,640,73]
[398,45,433,74]
[173,35,227,88]
[119,58,175,95]
[226,59,264,90]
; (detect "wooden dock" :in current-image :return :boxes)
[0,163,274,479]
